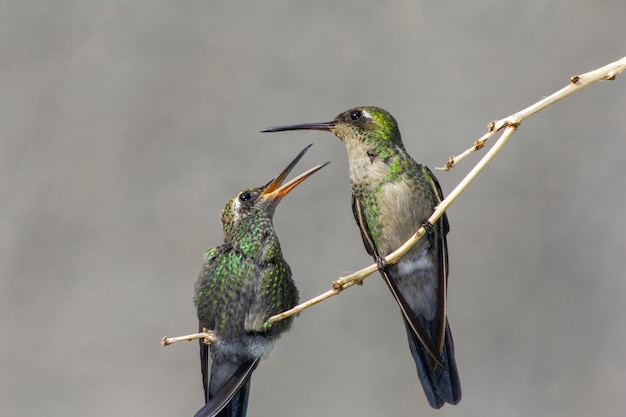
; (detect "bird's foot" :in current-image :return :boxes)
[202,328,216,345]
[374,253,389,273]
[421,219,434,236]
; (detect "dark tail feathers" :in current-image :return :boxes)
[194,358,259,417]
[404,319,461,409]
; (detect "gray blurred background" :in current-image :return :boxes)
[2,1,626,416]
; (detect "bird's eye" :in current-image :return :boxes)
[239,192,251,202]
[350,110,362,121]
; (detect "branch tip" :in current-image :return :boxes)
[161,330,217,347]
[437,54,626,171]
[434,156,455,171]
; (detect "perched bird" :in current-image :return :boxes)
[262,107,461,408]
[193,145,328,417]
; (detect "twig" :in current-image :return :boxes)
[265,54,626,326]
[164,55,626,341]
[162,329,217,346]
[437,55,626,171]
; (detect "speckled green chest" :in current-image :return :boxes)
[194,240,298,341]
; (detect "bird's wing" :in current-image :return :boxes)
[196,247,223,403]
[352,194,445,368]
[351,193,377,258]
[194,358,260,417]
[423,165,450,354]
[200,331,210,403]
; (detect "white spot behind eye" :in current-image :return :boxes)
[232,198,242,222]
[361,109,373,119]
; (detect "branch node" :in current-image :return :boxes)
[332,280,346,292]
[487,120,497,132]
[445,156,456,170]
[606,71,617,81]
[503,120,521,130]
[570,75,581,84]
[473,139,486,151]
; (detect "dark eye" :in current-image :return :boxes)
[350,110,362,121]
[239,192,251,202]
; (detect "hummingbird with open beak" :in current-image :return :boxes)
[262,107,461,408]
[193,145,328,417]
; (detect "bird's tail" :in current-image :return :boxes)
[404,319,461,409]
[194,358,259,417]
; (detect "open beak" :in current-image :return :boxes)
[261,144,329,202]
[261,120,336,133]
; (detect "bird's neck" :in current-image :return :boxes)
[230,219,282,262]
[345,143,410,192]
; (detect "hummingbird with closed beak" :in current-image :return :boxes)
[262,107,461,408]
[193,144,328,417]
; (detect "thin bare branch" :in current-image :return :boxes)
[265,54,626,326]
[164,55,626,341]
[162,329,216,347]
[437,55,626,170]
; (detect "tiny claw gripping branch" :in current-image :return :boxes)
[421,219,435,237]
[374,253,389,274]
